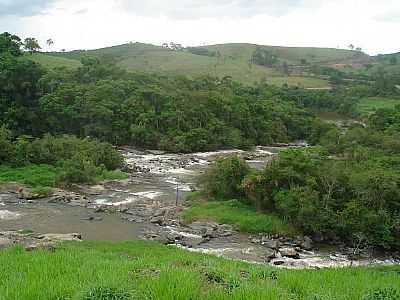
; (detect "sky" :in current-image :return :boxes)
[0,0,399,55]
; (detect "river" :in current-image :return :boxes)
[0,146,398,269]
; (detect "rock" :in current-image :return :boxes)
[0,182,26,194]
[180,237,206,248]
[251,238,261,244]
[25,242,56,252]
[119,207,130,213]
[37,233,82,242]
[262,239,280,250]
[279,247,300,259]
[215,224,234,237]
[152,210,166,218]
[150,216,165,225]
[300,236,313,251]
[273,260,285,266]
[189,221,217,236]
[261,248,276,262]
[146,232,177,245]
[81,215,103,222]
[188,221,234,238]
[0,237,13,249]
[146,150,166,155]
[18,188,40,200]
[49,189,86,205]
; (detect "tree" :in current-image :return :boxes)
[282,61,290,75]
[24,38,41,54]
[348,44,355,50]
[46,38,54,50]
[0,32,23,56]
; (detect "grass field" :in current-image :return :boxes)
[183,194,296,235]
[29,53,81,69]
[0,164,128,189]
[357,97,400,115]
[36,42,362,87]
[0,241,398,300]
[0,164,59,188]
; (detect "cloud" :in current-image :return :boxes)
[374,11,400,23]
[116,0,312,19]
[73,8,89,15]
[0,0,55,16]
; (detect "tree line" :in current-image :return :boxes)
[1,32,322,153]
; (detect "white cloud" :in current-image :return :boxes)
[115,0,312,19]
[1,0,399,55]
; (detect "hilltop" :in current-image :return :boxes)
[31,42,374,88]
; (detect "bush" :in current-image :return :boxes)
[362,288,400,300]
[0,134,125,186]
[84,287,133,300]
[199,156,250,199]
[0,126,14,163]
[58,154,102,185]
[24,135,123,170]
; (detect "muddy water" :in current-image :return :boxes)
[0,194,140,240]
[0,147,273,241]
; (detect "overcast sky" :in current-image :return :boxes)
[1,0,399,55]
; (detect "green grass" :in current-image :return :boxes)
[357,97,400,115]
[38,42,351,87]
[0,241,398,300]
[0,164,129,189]
[183,194,296,235]
[29,53,81,69]
[0,164,59,187]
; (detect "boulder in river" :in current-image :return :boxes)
[300,236,313,251]
[188,221,234,238]
[279,247,300,259]
[18,188,41,200]
[262,239,280,250]
[150,216,165,225]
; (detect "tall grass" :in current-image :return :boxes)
[183,195,297,235]
[0,241,398,300]
[0,164,59,187]
[0,164,128,190]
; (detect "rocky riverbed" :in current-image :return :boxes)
[0,146,399,268]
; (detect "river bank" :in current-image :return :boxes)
[0,146,399,269]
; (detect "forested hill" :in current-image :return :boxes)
[33,42,372,88]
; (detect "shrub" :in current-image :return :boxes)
[58,154,102,185]
[0,126,14,163]
[84,287,133,300]
[362,288,400,300]
[199,156,250,199]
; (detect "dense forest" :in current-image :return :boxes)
[1,32,329,153]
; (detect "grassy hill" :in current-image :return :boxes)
[34,42,375,87]
[29,53,81,69]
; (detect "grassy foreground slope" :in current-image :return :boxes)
[40,42,371,87]
[0,241,399,300]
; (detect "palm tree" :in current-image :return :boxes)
[46,38,54,50]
